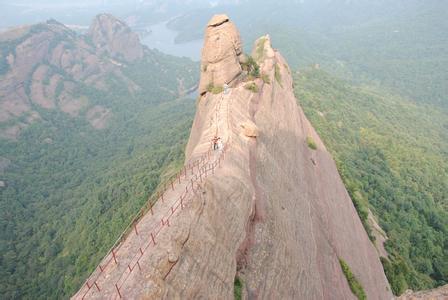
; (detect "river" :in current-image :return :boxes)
[140,21,203,61]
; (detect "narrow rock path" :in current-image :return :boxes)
[73,90,233,300]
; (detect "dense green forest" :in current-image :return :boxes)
[294,68,448,295]
[0,51,198,298]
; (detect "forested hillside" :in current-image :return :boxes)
[0,20,198,299]
[294,68,448,295]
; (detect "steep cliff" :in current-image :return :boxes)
[198,14,245,95]
[74,15,392,299]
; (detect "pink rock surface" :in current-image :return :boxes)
[198,14,244,95]
[73,16,392,300]
[397,284,448,300]
[88,14,144,63]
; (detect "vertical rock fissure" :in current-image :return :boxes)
[234,90,264,299]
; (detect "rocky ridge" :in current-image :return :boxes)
[0,14,166,140]
[74,14,392,299]
[88,14,144,63]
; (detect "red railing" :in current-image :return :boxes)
[76,89,234,300]
[77,140,232,299]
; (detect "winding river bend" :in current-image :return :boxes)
[140,21,203,61]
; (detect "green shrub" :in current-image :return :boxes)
[234,276,243,300]
[244,82,259,93]
[261,73,270,84]
[306,136,317,150]
[274,63,282,86]
[380,256,408,296]
[206,83,224,94]
[339,259,367,300]
[242,55,260,79]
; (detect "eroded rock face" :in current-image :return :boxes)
[198,14,244,95]
[88,14,143,63]
[175,32,393,300]
[397,284,448,299]
[75,15,392,300]
[0,15,146,139]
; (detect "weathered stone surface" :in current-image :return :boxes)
[182,26,393,300]
[198,14,244,95]
[72,15,392,300]
[240,121,259,137]
[88,14,144,63]
[397,284,448,299]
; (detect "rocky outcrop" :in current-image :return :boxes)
[397,284,448,299]
[184,32,393,299]
[0,16,148,139]
[88,14,143,63]
[240,121,259,137]
[74,15,392,300]
[198,14,245,95]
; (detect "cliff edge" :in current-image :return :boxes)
[73,14,392,300]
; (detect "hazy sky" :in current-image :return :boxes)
[0,0,225,28]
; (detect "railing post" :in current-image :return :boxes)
[112,249,118,264]
[134,224,138,235]
[99,265,104,272]
[137,260,142,271]
[171,181,174,191]
[115,284,122,299]
[94,281,100,292]
[139,248,144,256]
[151,232,156,245]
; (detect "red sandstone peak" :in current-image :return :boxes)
[198,14,245,95]
[88,14,144,63]
[73,15,393,300]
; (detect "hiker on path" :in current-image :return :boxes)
[212,136,219,150]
